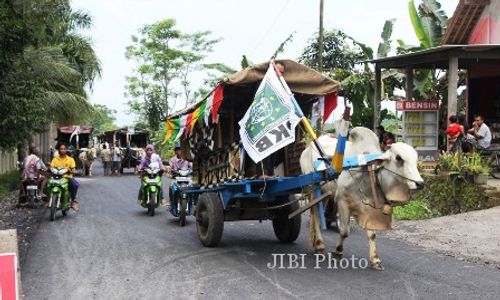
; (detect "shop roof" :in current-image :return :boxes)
[367,44,500,69]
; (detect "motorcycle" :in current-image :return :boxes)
[140,163,163,216]
[47,167,70,221]
[18,160,44,208]
[170,168,194,226]
[24,174,40,208]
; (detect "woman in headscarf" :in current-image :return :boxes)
[136,144,166,206]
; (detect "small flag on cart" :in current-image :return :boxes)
[331,107,351,173]
[311,92,338,125]
[238,63,301,163]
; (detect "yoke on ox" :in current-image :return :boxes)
[300,127,424,270]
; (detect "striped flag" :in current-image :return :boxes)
[205,84,224,125]
[311,92,338,124]
[197,99,207,128]
[175,115,187,141]
[162,118,177,144]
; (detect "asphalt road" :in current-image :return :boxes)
[22,161,500,299]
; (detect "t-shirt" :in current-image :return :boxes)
[22,154,46,180]
[111,148,121,162]
[50,155,76,178]
[101,149,111,162]
[169,156,192,171]
[477,123,492,149]
[445,123,463,137]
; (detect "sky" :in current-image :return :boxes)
[72,0,458,126]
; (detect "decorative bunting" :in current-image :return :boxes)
[211,84,224,124]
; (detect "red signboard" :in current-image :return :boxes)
[0,253,18,300]
[396,101,439,111]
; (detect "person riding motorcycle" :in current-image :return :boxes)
[166,144,193,207]
[50,142,80,211]
[20,145,48,202]
[136,144,167,206]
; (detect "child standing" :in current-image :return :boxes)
[445,115,464,152]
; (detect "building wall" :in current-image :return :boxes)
[0,123,57,175]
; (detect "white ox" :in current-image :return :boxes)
[300,127,424,270]
[78,147,97,176]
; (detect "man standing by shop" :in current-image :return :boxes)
[466,114,492,151]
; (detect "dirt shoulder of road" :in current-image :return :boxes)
[384,205,500,268]
[0,192,45,266]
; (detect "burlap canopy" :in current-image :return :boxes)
[224,59,339,96]
[168,60,340,118]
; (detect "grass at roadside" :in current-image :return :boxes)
[394,199,434,220]
[0,170,19,199]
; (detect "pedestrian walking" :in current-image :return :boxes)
[111,144,122,176]
[101,144,111,176]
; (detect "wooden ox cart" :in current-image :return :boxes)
[164,60,342,246]
[56,125,94,173]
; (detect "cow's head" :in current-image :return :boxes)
[376,143,424,202]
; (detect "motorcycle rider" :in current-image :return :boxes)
[136,144,167,206]
[20,145,48,202]
[167,144,192,172]
[50,142,80,211]
[166,144,192,208]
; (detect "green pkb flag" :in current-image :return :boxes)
[239,63,301,163]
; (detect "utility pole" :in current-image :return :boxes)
[318,0,324,73]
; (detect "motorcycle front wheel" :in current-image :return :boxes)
[148,192,156,216]
[179,198,187,226]
[50,193,58,221]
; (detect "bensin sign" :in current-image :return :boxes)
[396,101,439,111]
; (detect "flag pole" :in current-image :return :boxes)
[270,60,327,159]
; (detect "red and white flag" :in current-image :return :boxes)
[311,92,338,124]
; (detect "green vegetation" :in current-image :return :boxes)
[79,103,118,135]
[436,151,490,176]
[0,1,101,160]
[394,199,433,220]
[394,175,493,220]
[125,19,220,131]
[0,170,20,199]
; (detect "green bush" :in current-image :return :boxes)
[0,170,20,199]
[393,199,433,220]
[394,174,489,220]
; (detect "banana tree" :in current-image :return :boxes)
[407,0,450,100]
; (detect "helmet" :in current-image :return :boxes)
[174,143,181,150]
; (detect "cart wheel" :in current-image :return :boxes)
[196,192,224,247]
[273,200,301,243]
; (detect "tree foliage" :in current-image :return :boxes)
[78,104,118,134]
[0,0,101,152]
[299,27,402,128]
[125,19,220,131]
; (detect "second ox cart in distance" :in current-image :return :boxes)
[163,59,343,247]
[98,127,150,174]
[55,125,94,175]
